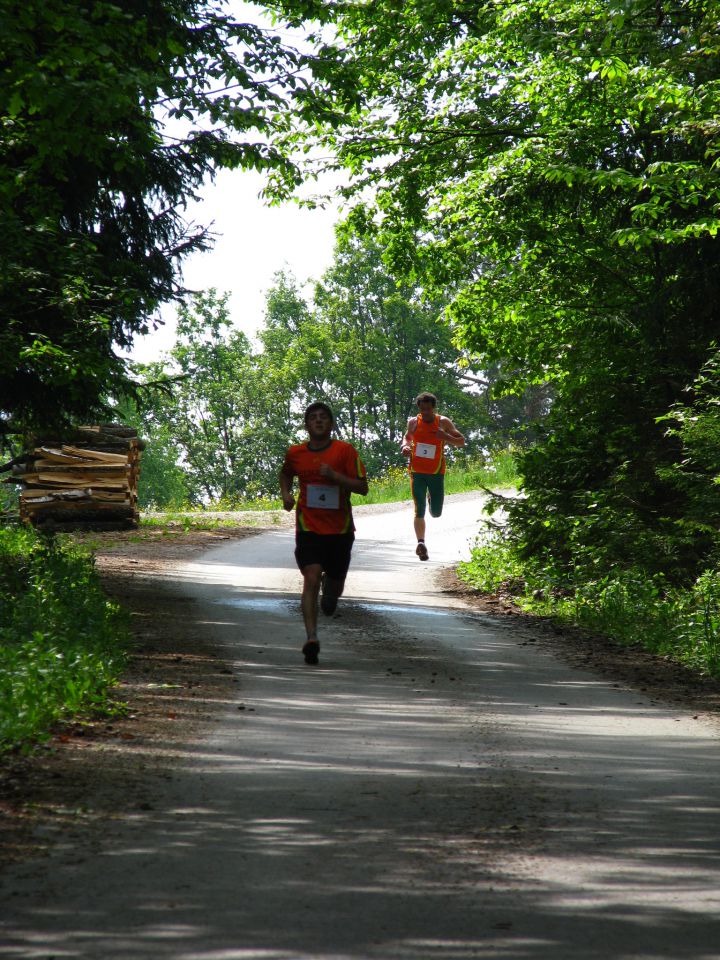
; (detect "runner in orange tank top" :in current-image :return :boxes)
[401,391,465,561]
[280,401,368,664]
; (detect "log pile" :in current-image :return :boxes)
[5,425,144,531]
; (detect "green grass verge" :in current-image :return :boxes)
[140,510,287,532]
[140,452,518,529]
[364,451,517,505]
[458,535,720,678]
[0,526,131,753]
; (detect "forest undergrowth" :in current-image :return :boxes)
[0,527,130,754]
[459,535,720,680]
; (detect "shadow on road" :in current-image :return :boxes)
[4,581,720,960]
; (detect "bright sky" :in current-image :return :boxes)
[129,1,341,365]
[129,169,341,364]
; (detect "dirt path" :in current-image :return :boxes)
[3,500,720,959]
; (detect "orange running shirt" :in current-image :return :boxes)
[282,439,367,534]
[409,414,446,475]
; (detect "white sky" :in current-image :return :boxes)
[129,0,341,365]
[129,169,341,364]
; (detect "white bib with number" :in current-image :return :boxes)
[307,483,340,509]
[415,442,437,460]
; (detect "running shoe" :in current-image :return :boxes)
[302,639,320,665]
[416,542,429,561]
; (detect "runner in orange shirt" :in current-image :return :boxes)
[280,402,368,664]
[401,391,465,561]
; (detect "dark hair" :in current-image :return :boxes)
[304,401,334,424]
[415,392,437,406]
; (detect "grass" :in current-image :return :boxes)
[458,535,720,679]
[140,509,287,532]
[139,452,517,530]
[0,526,131,753]
[365,450,517,505]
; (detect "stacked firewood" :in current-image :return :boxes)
[5,425,144,531]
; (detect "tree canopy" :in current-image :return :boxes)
[0,0,340,439]
[136,290,285,504]
[132,215,512,506]
[258,210,492,473]
[261,0,720,584]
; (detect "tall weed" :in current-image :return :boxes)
[0,527,130,752]
[367,452,517,506]
[459,529,720,678]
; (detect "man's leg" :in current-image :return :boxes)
[427,474,445,519]
[300,563,322,639]
[300,563,322,663]
[410,473,429,560]
[320,573,345,615]
[320,533,354,615]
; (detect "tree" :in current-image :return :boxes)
[0,0,339,441]
[135,215,503,505]
[312,210,488,470]
[113,398,190,509]
[260,215,494,474]
[256,269,332,424]
[263,0,720,583]
[137,289,289,504]
[657,348,720,566]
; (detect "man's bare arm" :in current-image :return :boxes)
[438,417,465,447]
[401,416,416,456]
[319,463,369,496]
[279,469,296,511]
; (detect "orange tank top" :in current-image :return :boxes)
[282,439,366,534]
[410,414,445,475]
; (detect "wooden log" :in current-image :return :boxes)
[20,488,71,499]
[18,467,129,479]
[37,465,129,475]
[19,477,130,490]
[31,434,145,451]
[20,489,92,503]
[26,505,137,522]
[29,446,129,466]
[86,491,135,503]
[21,500,136,516]
[80,424,138,438]
[19,492,135,510]
[18,465,131,477]
[22,496,135,511]
[32,518,138,532]
[54,445,129,464]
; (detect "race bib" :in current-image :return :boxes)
[415,442,437,460]
[307,483,340,509]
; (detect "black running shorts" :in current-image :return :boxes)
[294,531,355,581]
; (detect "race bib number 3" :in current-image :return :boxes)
[416,442,437,460]
[307,483,340,509]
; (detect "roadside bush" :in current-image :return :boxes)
[458,529,720,678]
[0,526,130,752]
[366,452,518,506]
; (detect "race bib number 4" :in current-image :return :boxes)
[307,483,340,509]
[415,442,437,460]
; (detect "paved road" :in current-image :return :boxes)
[3,495,720,959]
